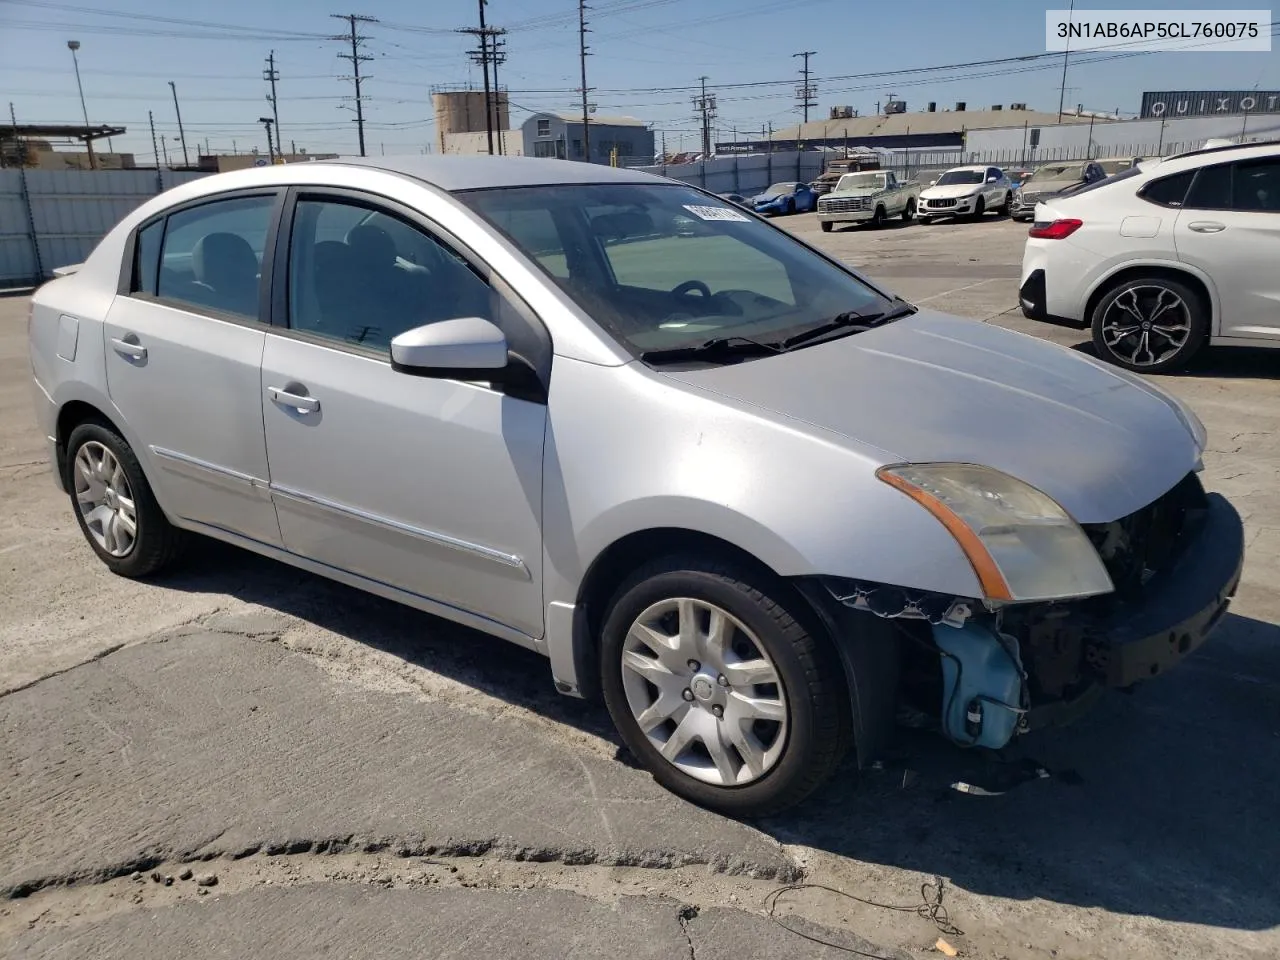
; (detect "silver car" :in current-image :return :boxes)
[28,157,1244,815]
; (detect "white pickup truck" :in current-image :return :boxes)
[815,170,920,232]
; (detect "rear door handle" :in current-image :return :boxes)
[110,336,147,360]
[1187,221,1226,233]
[268,386,320,413]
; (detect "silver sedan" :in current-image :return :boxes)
[28,156,1243,815]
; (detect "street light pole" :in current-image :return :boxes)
[66,40,98,170]
[169,80,190,168]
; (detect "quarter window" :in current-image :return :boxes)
[286,198,495,351]
[155,195,274,319]
[1139,170,1194,208]
[132,219,164,296]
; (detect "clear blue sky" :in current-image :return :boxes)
[1,0,1276,158]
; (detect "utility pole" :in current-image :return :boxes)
[1057,0,1075,122]
[793,51,817,124]
[693,76,716,158]
[168,80,189,167]
[460,14,507,156]
[259,116,276,162]
[160,134,170,166]
[332,13,376,157]
[578,0,592,162]
[490,33,507,155]
[148,110,160,168]
[264,50,281,155]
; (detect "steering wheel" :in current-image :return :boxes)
[671,280,712,299]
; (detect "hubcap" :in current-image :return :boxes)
[73,441,137,558]
[620,597,788,787]
[1101,285,1191,367]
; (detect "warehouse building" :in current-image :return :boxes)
[521,112,654,164]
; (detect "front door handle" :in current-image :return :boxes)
[268,386,320,413]
[110,336,147,360]
[1187,221,1226,233]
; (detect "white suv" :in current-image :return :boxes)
[1020,140,1280,372]
[917,165,1013,223]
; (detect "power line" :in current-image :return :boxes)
[331,12,376,157]
[793,51,816,123]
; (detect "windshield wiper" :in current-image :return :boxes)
[640,335,783,365]
[780,298,917,350]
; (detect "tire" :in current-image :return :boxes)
[870,205,885,228]
[971,196,986,220]
[64,421,186,578]
[600,556,851,816]
[917,215,933,225]
[1090,276,1209,374]
[902,198,916,222]
[820,220,833,233]
[997,191,1012,215]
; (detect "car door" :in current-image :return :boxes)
[102,190,284,546]
[986,167,1005,206]
[260,190,549,638]
[1173,157,1280,340]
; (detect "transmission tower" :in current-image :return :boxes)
[331,13,376,157]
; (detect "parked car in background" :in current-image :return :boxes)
[718,192,751,208]
[816,170,920,231]
[28,155,1243,816]
[917,165,1013,222]
[1011,160,1107,221]
[1098,156,1145,176]
[1021,139,1280,372]
[751,181,817,216]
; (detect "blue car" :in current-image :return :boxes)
[750,181,817,216]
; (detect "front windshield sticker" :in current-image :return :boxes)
[682,204,750,222]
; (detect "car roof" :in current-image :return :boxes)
[292,155,662,192]
[944,165,990,172]
[1162,138,1280,164]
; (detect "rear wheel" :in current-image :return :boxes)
[600,557,851,816]
[1090,276,1209,374]
[902,199,916,222]
[65,421,185,577]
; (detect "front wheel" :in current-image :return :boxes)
[997,191,1012,215]
[902,199,916,222]
[869,205,885,228]
[971,196,986,220]
[820,220,833,233]
[600,557,851,816]
[918,216,934,225]
[1090,276,1208,373]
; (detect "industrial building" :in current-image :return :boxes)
[431,87,520,156]
[521,112,654,164]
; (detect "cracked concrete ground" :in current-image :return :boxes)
[3,214,1279,959]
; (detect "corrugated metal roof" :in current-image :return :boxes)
[528,111,649,128]
[772,108,1105,140]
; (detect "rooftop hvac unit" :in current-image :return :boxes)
[955,101,966,111]
[884,99,907,114]
[991,104,1003,110]
[1010,102,1027,110]
[828,105,855,119]
[927,102,936,112]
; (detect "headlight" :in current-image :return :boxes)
[877,463,1113,603]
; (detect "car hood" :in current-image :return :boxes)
[659,310,1201,524]
[823,188,882,199]
[753,194,786,203]
[920,183,983,199]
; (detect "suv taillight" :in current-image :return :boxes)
[1028,218,1083,239]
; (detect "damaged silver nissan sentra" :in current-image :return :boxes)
[28,156,1244,815]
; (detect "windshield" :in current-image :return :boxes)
[837,173,886,190]
[457,183,893,360]
[1098,159,1135,175]
[762,183,797,196]
[935,169,984,185]
[1027,163,1085,183]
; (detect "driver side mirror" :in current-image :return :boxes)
[391,316,508,375]
[986,175,998,183]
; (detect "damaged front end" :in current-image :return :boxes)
[804,472,1244,755]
